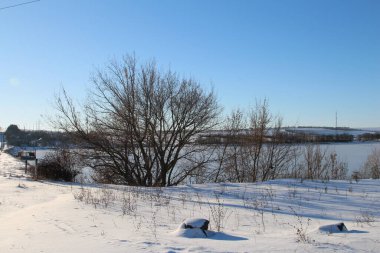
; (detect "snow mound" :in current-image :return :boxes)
[319,222,348,233]
[173,227,215,238]
[173,218,248,240]
[173,228,248,241]
[181,218,209,229]
[174,218,211,238]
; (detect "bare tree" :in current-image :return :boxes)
[53,55,220,186]
[300,145,347,180]
[259,118,299,181]
[212,100,297,183]
[303,144,326,180]
[247,99,271,182]
[361,148,380,179]
[219,108,249,183]
[325,151,347,180]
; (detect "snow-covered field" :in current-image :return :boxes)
[1,151,379,253]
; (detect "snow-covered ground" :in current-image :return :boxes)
[1,151,379,253]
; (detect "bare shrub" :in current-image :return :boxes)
[208,193,231,232]
[355,210,376,226]
[299,145,347,180]
[98,187,116,208]
[242,187,278,233]
[121,188,137,215]
[325,151,348,180]
[74,186,119,209]
[360,148,380,179]
[73,187,94,204]
[210,101,297,183]
[36,148,80,182]
[302,145,326,180]
[288,207,312,243]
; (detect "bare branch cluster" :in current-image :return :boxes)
[53,55,220,186]
[360,148,380,179]
[293,145,348,180]
[203,100,298,183]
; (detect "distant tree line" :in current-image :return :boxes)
[4,124,69,147]
[357,133,380,142]
[197,131,354,145]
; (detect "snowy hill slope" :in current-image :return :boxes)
[0,152,379,252]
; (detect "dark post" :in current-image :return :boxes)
[35,159,38,179]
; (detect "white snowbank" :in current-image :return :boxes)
[319,223,348,234]
[173,227,214,238]
[0,151,379,252]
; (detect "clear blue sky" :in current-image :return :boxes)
[1,0,379,130]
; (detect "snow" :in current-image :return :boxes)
[1,151,380,252]
[180,218,209,229]
[173,227,211,239]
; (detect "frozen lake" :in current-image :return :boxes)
[33,142,380,177]
[317,142,380,174]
